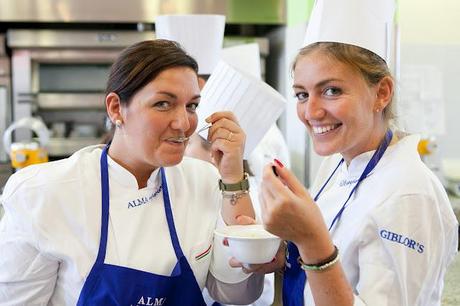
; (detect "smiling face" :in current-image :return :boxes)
[293,50,387,162]
[116,66,200,170]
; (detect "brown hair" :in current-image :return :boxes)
[106,39,198,105]
[293,42,395,124]
[101,39,199,140]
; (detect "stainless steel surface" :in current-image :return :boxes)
[8,30,155,48]
[0,35,5,56]
[36,93,105,110]
[0,0,286,24]
[0,51,11,163]
[0,163,13,219]
[11,52,112,142]
[46,137,101,156]
[0,163,12,192]
[8,31,136,152]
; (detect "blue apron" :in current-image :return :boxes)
[283,130,393,306]
[77,147,206,306]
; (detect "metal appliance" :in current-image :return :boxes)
[0,34,13,191]
[8,29,154,157]
[0,0,286,25]
[0,34,11,163]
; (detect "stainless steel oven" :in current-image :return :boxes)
[0,34,11,164]
[0,34,13,190]
[7,29,154,158]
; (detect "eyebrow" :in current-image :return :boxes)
[157,91,201,100]
[293,78,343,90]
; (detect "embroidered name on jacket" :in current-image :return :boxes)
[339,178,359,187]
[380,229,425,253]
[127,185,162,209]
[131,296,166,306]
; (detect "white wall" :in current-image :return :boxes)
[399,0,460,160]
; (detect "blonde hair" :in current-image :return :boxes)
[293,42,395,124]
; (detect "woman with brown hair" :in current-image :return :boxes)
[0,39,262,305]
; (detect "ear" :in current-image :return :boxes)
[374,76,394,112]
[106,92,123,124]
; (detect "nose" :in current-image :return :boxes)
[298,95,325,122]
[171,107,191,131]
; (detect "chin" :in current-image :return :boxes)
[312,143,338,157]
[159,155,185,167]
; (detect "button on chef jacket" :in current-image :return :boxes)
[302,134,458,305]
[0,145,252,305]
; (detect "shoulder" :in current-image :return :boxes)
[376,134,445,198]
[368,134,456,226]
[2,145,103,202]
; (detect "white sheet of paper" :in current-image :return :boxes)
[197,61,286,158]
[221,43,261,80]
[155,15,225,75]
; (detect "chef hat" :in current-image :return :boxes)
[155,14,225,75]
[304,0,396,61]
[221,43,261,80]
[197,61,286,158]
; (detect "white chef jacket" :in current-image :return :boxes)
[303,133,458,306]
[0,145,254,305]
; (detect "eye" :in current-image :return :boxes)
[294,91,309,102]
[153,101,171,110]
[323,87,342,96]
[187,102,199,113]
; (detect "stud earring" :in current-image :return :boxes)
[115,119,123,128]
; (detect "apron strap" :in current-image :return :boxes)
[96,146,110,265]
[161,167,185,259]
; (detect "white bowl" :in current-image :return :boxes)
[214,224,281,264]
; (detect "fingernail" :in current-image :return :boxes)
[274,158,284,168]
[272,165,279,177]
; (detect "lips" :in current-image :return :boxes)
[311,124,342,135]
[165,136,189,144]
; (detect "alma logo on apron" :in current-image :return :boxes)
[132,296,166,306]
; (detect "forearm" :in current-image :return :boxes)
[297,240,354,306]
[221,192,255,225]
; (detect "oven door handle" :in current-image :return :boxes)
[17,92,38,104]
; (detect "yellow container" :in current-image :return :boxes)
[10,142,48,169]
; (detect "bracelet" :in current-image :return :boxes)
[222,190,249,206]
[297,245,339,271]
[219,172,250,192]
